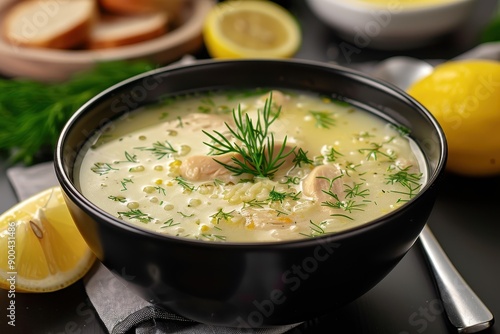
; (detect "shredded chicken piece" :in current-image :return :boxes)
[302,164,344,202]
[180,152,252,184]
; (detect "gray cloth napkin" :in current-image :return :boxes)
[6,162,301,334]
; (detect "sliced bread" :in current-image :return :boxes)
[3,0,96,49]
[88,12,168,49]
[99,0,184,16]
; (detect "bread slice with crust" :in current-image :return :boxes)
[99,0,184,16]
[88,12,168,49]
[3,0,96,49]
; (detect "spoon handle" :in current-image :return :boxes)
[419,225,494,333]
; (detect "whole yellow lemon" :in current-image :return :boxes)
[407,60,500,176]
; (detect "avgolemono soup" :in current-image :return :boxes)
[75,90,426,242]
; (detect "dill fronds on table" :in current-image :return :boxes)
[0,61,156,165]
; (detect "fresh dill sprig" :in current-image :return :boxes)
[203,94,295,179]
[292,148,313,168]
[120,178,133,191]
[309,110,336,129]
[268,187,301,203]
[299,220,327,238]
[161,218,180,228]
[174,176,195,192]
[359,138,396,161]
[210,208,235,224]
[0,60,156,165]
[385,166,423,200]
[91,162,118,175]
[108,195,126,203]
[344,183,370,199]
[136,140,177,159]
[116,151,138,163]
[243,199,268,208]
[118,209,153,223]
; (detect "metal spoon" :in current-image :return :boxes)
[371,56,495,333]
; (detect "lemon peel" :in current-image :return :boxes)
[407,60,500,176]
[203,0,301,59]
[0,187,95,292]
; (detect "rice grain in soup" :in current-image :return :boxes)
[75,89,426,242]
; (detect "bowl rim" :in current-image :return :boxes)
[55,58,448,249]
[307,0,475,13]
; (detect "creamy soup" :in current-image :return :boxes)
[75,90,426,242]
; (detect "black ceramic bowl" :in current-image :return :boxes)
[55,59,447,328]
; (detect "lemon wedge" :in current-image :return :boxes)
[203,0,301,59]
[0,187,95,292]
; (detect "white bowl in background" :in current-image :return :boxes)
[305,0,476,50]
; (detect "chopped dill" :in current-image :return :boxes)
[309,110,336,129]
[300,220,327,238]
[118,209,153,223]
[91,162,118,175]
[136,140,177,159]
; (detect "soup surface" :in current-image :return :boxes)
[76,90,426,242]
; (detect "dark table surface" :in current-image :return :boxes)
[1,1,500,333]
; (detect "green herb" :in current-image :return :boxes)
[136,140,177,159]
[108,195,126,203]
[292,148,313,168]
[117,151,138,163]
[322,199,365,214]
[197,96,231,114]
[161,218,180,228]
[243,199,268,208]
[203,94,295,178]
[199,234,227,241]
[323,146,343,162]
[344,161,361,176]
[198,96,216,113]
[317,174,344,193]
[344,183,370,199]
[268,187,301,203]
[120,178,133,191]
[155,186,167,196]
[359,138,396,161]
[174,176,195,192]
[300,220,327,238]
[118,209,153,223]
[0,60,156,165]
[391,124,411,136]
[385,166,423,200]
[309,110,336,129]
[91,162,118,175]
[178,211,194,218]
[210,208,235,224]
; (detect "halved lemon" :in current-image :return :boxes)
[0,187,95,292]
[203,0,301,59]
